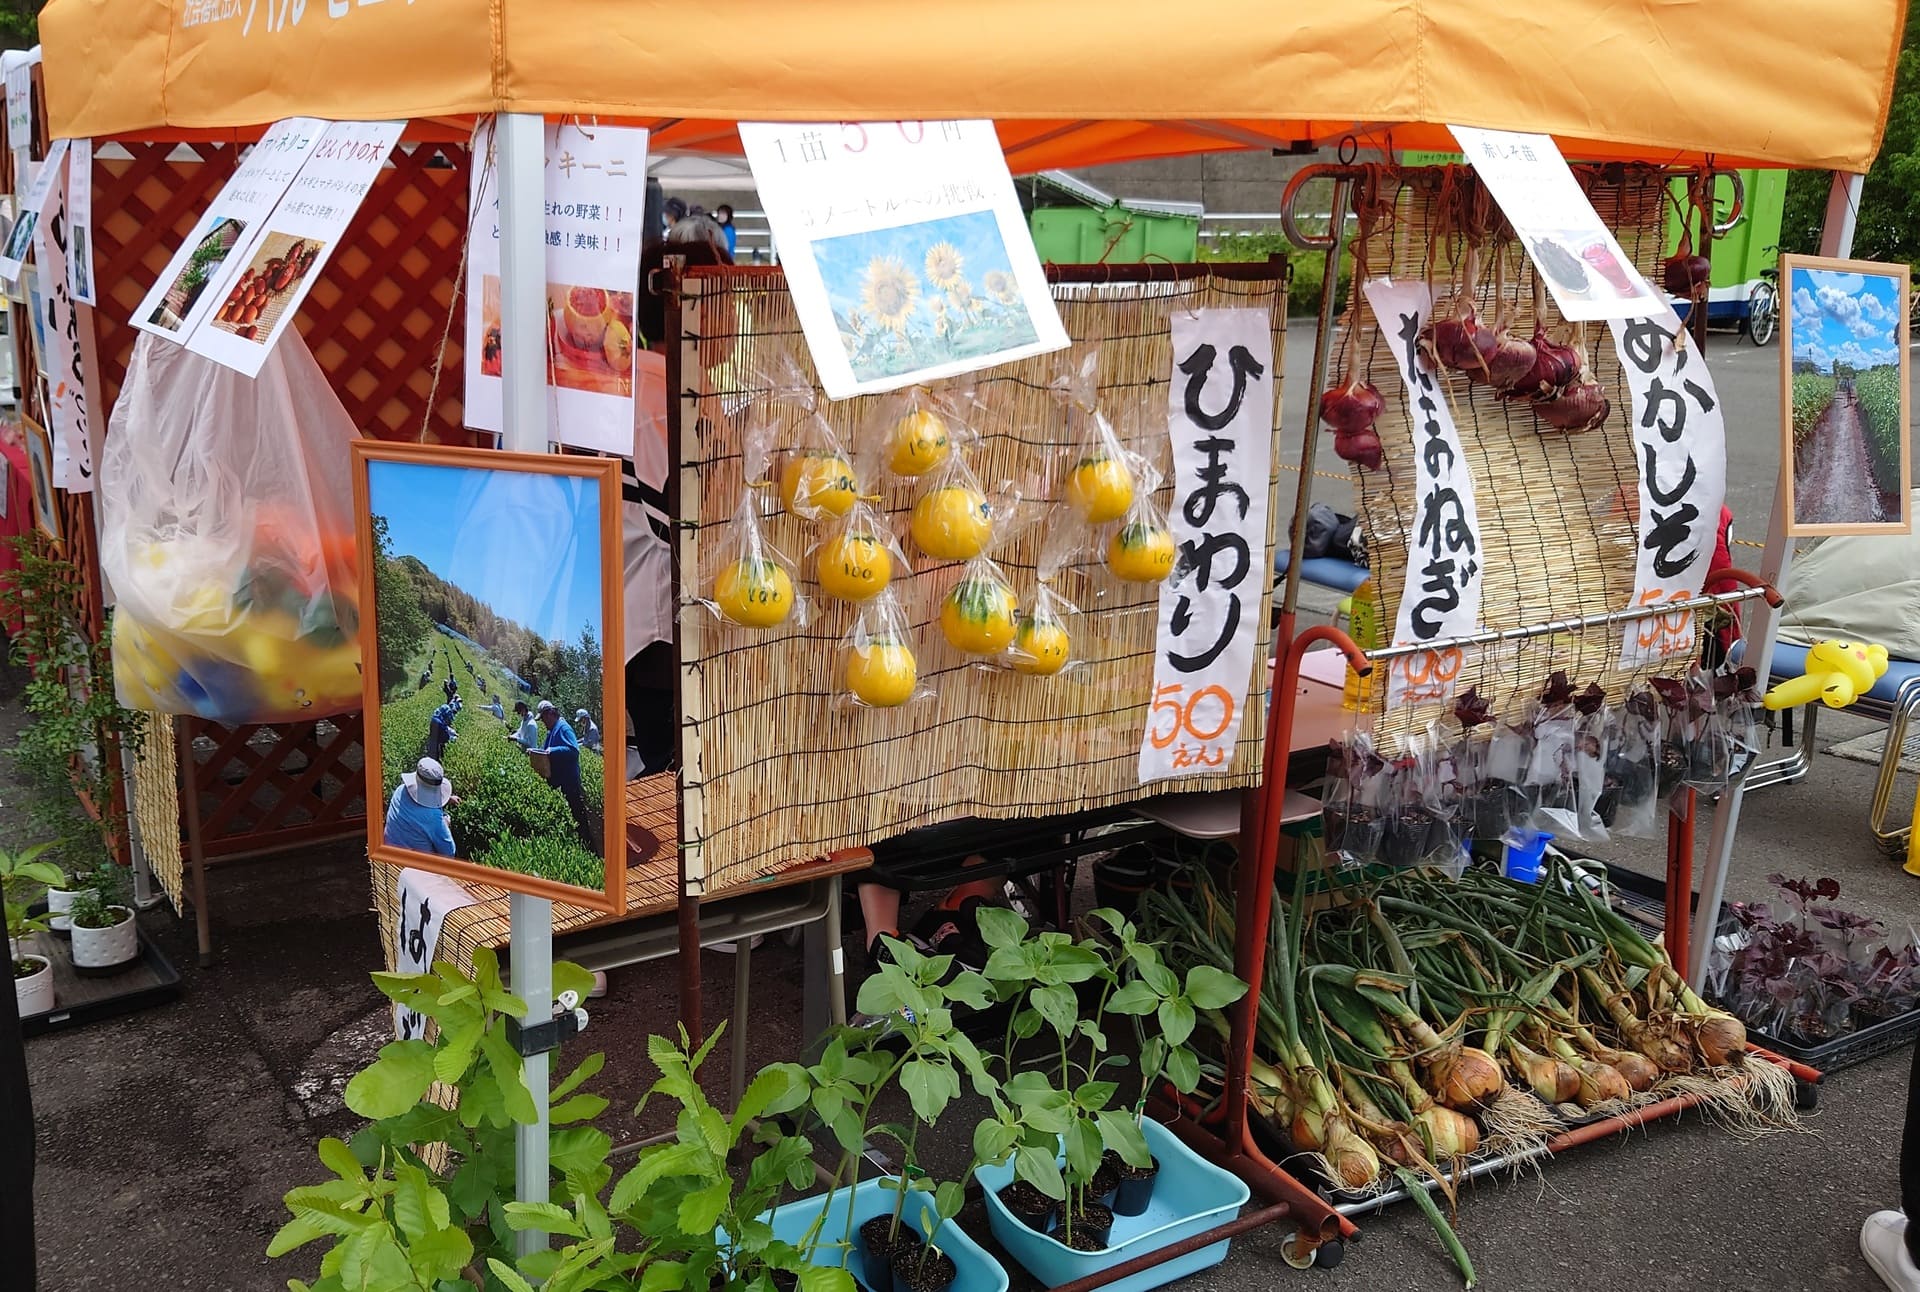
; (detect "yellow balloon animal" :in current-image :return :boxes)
[1762,639,1889,711]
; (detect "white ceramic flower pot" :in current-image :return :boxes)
[46,885,92,934]
[69,906,137,971]
[14,953,52,1016]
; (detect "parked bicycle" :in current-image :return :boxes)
[1744,245,1779,347]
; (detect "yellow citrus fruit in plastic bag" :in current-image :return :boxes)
[1066,455,1135,523]
[911,485,992,561]
[846,637,918,707]
[940,576,1018,655]
[817,531,893,602]
[780,452,858,519]
[713,558,795,628]
[887,409,952,477]
[1011,615,1071,676]
[1108,522,1177,583]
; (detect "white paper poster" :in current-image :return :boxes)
[34,158,97,493]
[0,136,66,283]
[1449,125,1664,322]
[1139,309,1274,783]
[463,119,650,455]
[4,48,37,202]
[740,119,1067,400]
[132,117,326,344]
[391,867,482,1041]
[1362,278,1486,707]
[65,136,94,305]
[1607,305,1728,665]
[187,119,403,377]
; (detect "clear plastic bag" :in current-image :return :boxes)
[811,500,910,604]
[1680,666,1732,793]
[1600,688,1663,838]
[1716,665,1764,783]
[909,452,997,563]
[938,557,1020,658]
[1007,582,1078,677]
[841,590,930,709]
[1565,683,1612,843]
[1524,672,1580,832]
[1104,461,1176,585]
[1054,349,1140,525]
[698,494,806,631]
[1325,732,1389,866]
[869,383,975,481]
[103,331,363,722]
[1482,713,1537,838]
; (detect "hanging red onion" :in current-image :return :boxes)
[1506,325,1581,402]
[1319,377,1385,434]
[1333,425,1384,471]
[1429,307,1498,378]
[1536,377,1609,431]
[1481,325,1537,390]
[1662,253,1712,297]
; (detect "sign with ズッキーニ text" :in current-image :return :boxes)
[741,119,1067,399]
[1608,305,1727,664]
[1362,278,1485,707]
[1139,308,1273,783]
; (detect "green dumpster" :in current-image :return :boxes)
[1029,203,1199,264]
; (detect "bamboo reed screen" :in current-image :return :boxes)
[675,266,1287,891]
[131,714,183,911]
[1343,167,1713,749]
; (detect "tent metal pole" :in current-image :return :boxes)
[1688,170,1862,990]
[497,109,555,1254]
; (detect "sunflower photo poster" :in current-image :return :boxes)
[741,119,1067,399]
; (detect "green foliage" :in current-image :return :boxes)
[273,950,624,1292]
[1855,365,1906,499]
[66,857,129,930]
[484,836,605,892]
[371,514,434,699]
[0,538,149,878]
[1790,373,1835,444]
[1780,11,1920,268]
[1199,229,1349,318]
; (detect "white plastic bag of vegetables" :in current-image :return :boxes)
[101,331,364,722]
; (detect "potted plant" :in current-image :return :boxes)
[43,859,98,934]
[66,861,138,973]
[8,901,52,1017]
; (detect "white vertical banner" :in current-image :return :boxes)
[186,119,404,376]
[1361,278,1486,706]
[0,136,66,282]
[464,118,650,454]
[65,136,95,305]
[740,119,1067,399]
[35,150,96,493]
[391,867,482,1040]
[132,117,327,344]
[4,48,37,203]
[1608,306,1728,664]
[1139,308,1273,783]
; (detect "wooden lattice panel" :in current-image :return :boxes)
[185,717,367,859]
[1344,166,1708,748]
[677,266,1286,891]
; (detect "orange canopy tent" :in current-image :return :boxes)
[38,0,1910,172]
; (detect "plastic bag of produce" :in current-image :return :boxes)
[1715,665,1764,782]
[1600,688,1663,838]
[1679,666,1733,794]
[1053,347,1142,526]
[1323,732,1388,866]
[698,493,807,632]
[102,331,362,722]
[1523,672,1580,832]
[840,589,929,709]
[939,557,1020,659]
[867,381,979,481]
[810,500,909,605]
[1006,582,1078,678]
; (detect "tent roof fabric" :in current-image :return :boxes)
[39,0,1910,172]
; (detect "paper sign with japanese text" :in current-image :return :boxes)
[34,154,98,493]
[1608,305,1727,665]
[740,119,1067,399]
[1362,278,1485,707]
[1449,125,1664,322]
[391,867,482,1041]
[132,116,326,344]
[65,137,95,305]
[4,48,35,201]
[1139,309,1273,783]
[187,119,404,377]
[0,136,66,283]
[463,119,650,455]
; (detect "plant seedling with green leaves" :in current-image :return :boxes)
[269,948,623,1292]
[2,841,62,975]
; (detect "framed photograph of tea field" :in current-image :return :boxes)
[353,441,628,913]
[1780,254,1911,536]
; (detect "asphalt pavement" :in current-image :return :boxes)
[21,320,1920,1291]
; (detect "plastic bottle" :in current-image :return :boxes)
[1343,577,1381,711]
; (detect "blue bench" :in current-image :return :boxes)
[1274,549,1370,595]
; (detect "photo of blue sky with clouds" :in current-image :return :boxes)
[1791,267,1902,374]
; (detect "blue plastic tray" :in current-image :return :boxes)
[754,1177,1010,1292]
[976,1119,1250,1292]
